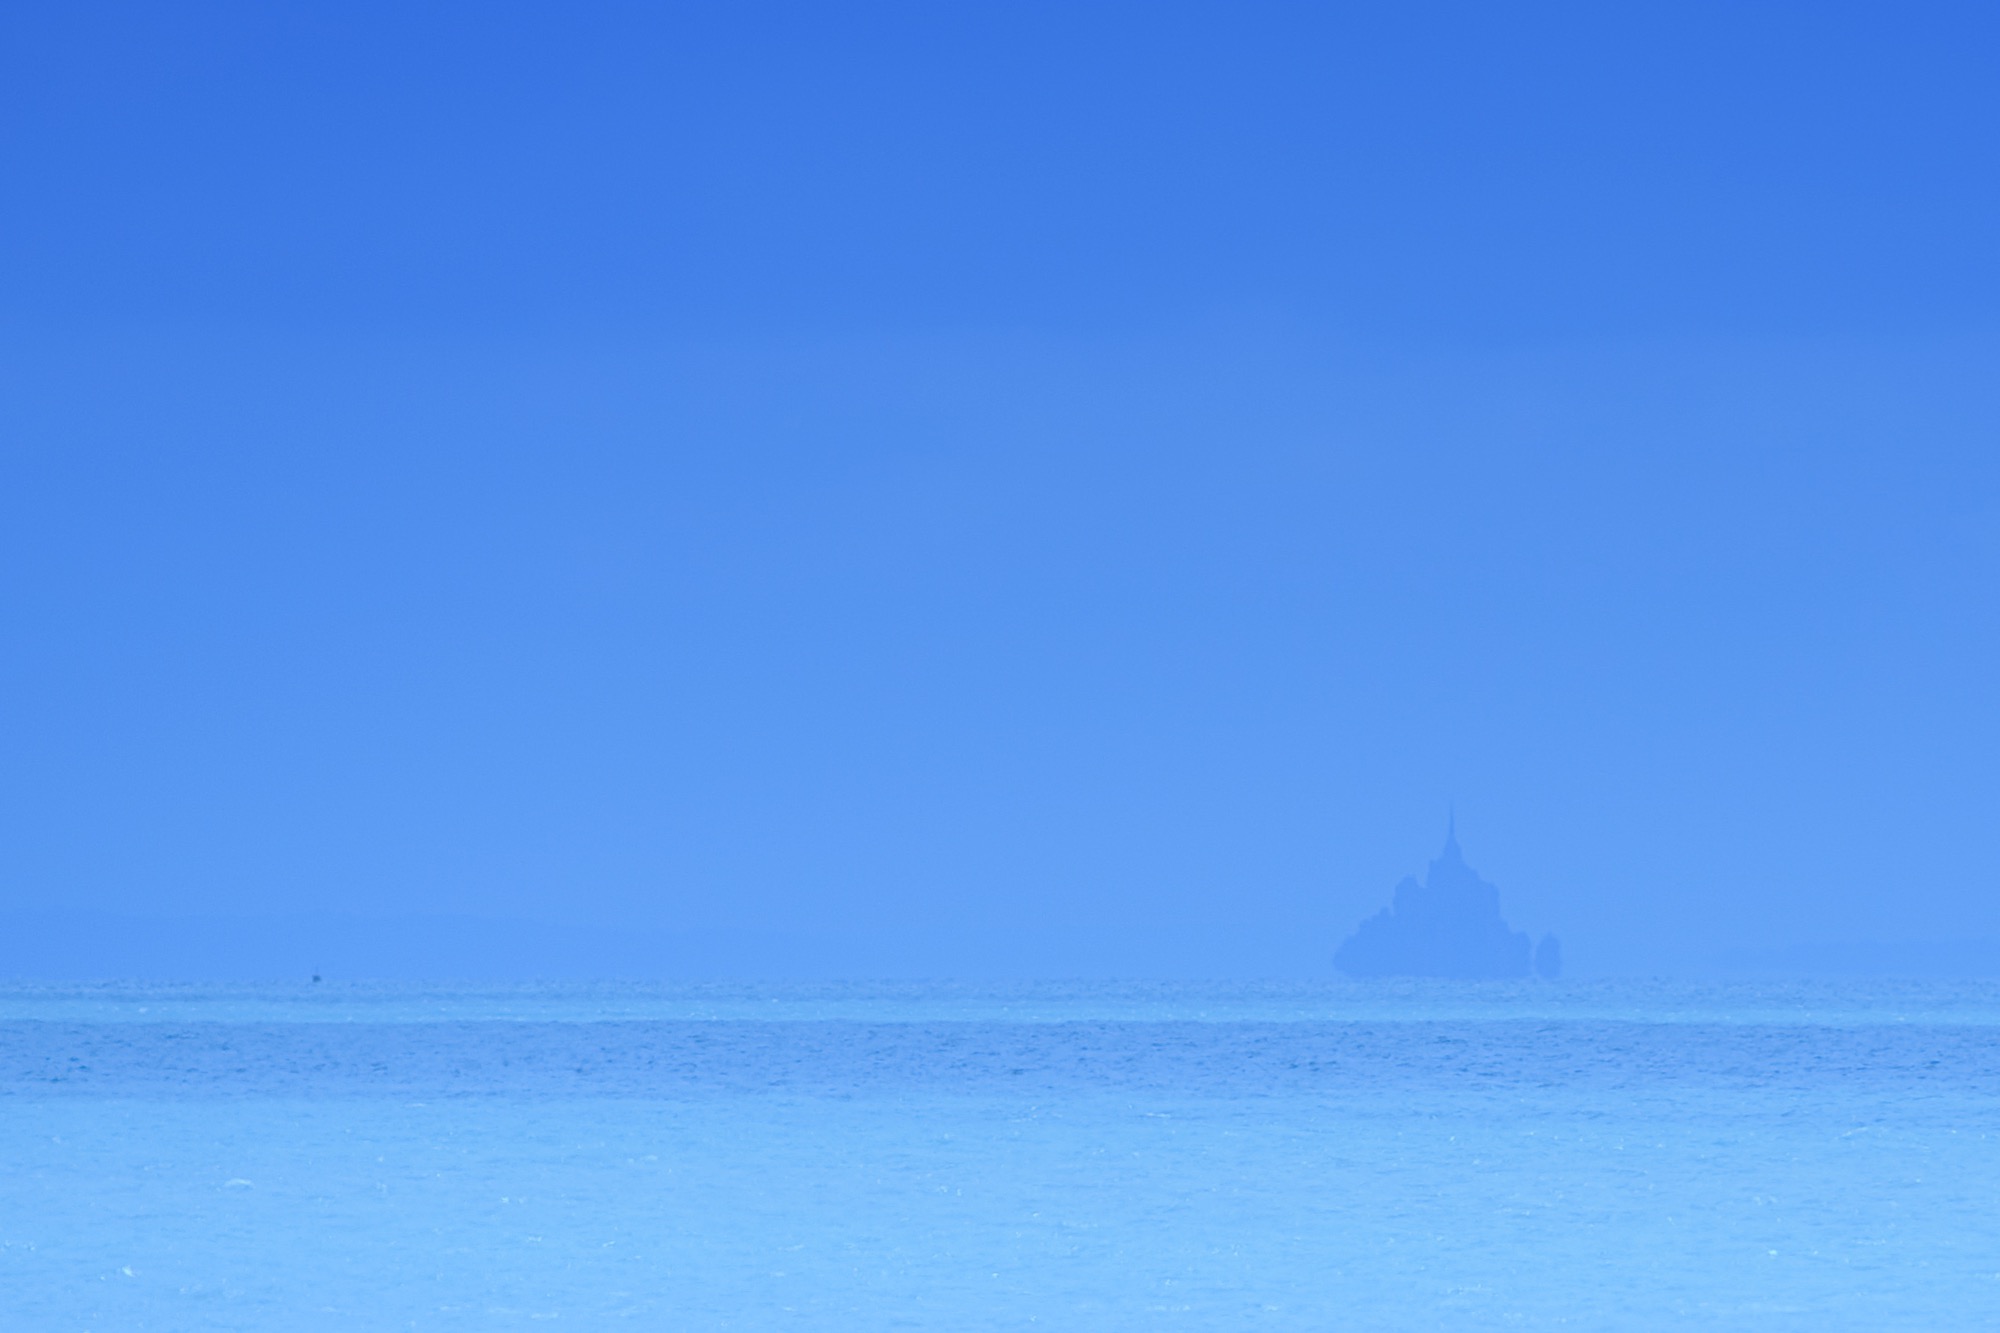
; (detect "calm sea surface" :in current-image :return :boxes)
[4,980,1999,1329]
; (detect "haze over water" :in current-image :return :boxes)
[5,4,2000,1327]
[6,3,2000,978]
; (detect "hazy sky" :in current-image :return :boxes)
[3,2,1997,975]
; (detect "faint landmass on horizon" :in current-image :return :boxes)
[1335,825,1560,980]
[2,909,1996,983]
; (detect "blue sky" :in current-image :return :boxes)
[3,2,1997,975]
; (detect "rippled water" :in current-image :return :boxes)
[5,981,1999,1328]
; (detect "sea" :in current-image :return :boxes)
[4,979,1999,1330]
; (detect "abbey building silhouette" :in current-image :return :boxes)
[1336,821,1561,979]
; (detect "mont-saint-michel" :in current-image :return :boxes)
[1336,823,1561,979]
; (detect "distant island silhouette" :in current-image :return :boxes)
[1336,820,1560,979]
